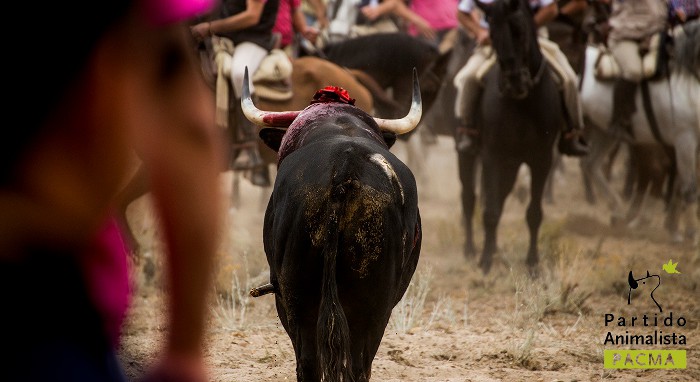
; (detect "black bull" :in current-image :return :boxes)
[244,69,423,381]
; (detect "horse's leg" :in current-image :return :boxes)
[230,170,241,208]
[458,150,479,257]
[625,180,649,229]
[580,130,627,224]
[544,150,561,205]
[259,173,273,212]
[403,132,426,182]
[579,126,602,204]
[580,160,597,205]
[670,135,699,245]
[480,155,520,274]
[525,158,551,275]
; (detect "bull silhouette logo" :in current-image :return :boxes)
[627,270,662,313]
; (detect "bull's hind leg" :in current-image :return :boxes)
[294,324,321,382]
[275,297,321,382]
[480,156,521,274]
[349,323,386,382]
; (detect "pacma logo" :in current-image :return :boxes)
[603,260,687,370]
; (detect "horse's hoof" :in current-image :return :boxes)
[479,258,493,274]
[626,217,640,229]
[610,214,626,228]
[464,243,477,259]
[527,263,540,279]
[585,193,597,205]
[671,231,684,244]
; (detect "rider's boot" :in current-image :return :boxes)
[234,96,271,187]
[558,126,589,156]
[455,87,481,154]
[557,90,589,157]
[608,78,637,142]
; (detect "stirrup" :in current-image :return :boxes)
[559,130,589,157]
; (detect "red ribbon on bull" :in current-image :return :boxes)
[311,86,356,106]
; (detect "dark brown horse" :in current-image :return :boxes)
[461,0,563,274]
[304,32,453,123]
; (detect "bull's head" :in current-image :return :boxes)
[241,66,422,151]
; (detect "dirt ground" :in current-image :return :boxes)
[118,136,699,382]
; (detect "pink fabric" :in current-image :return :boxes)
[408,0,459,36]
[273,0,302,48]
[144,0,217,25]
[82,215,131,347]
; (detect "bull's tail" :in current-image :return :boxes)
[317,157,355,382]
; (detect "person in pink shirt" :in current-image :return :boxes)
[273,0,320,54]
[403,0,459,43]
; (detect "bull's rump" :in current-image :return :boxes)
[264,137,420,326]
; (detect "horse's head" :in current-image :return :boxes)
[477,0,539,99]
[417,46,454,111]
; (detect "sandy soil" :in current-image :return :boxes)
[118,136,699,381]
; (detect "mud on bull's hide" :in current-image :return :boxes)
[301,180,394,278]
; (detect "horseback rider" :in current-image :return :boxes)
[453,0,590,157]
[191,0,281,187]
[605,0,668,141]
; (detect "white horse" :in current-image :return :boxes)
[579,21,700,244]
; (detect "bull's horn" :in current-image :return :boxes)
[373,67,422,135]
[241,66,301,127]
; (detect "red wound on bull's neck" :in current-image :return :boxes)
[311,86,356,106]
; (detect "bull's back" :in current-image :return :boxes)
[268,137,417,281]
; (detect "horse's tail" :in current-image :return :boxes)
[317,151,355,382]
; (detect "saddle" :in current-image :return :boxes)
[201,37,294,128]
[252,48,293,102]
[594,32,671,81]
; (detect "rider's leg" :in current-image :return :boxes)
[453,46,492,152]
[609,39,643,141]
[539,38,589,156]
[231,43,271,187]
